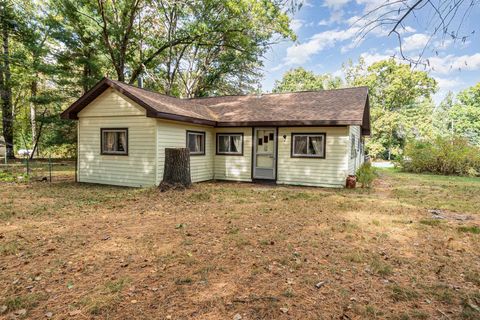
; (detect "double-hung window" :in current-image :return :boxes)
[216,133,243,155]
[291,133,326,158]
[101,128,128,155]
[186,131,205,155]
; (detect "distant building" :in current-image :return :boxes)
[0,135,5,158]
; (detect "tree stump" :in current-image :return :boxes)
[159,148,192,192]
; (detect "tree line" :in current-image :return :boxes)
[273,61,480,160]
[1,0,478,161]
[0,0,294,159]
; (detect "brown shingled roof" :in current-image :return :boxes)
[61,78,370,135]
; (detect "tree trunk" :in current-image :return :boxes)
[159,148,192,192]
[0,13,14,159]
[30,80,37,156]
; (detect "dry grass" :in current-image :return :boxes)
[0,168,479,319]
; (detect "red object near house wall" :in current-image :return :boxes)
[346,175,357,188]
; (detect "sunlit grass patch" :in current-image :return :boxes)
[390,284,419,302]
[458,225,480,234]
[2,293,47,313]
[419,219,443,227]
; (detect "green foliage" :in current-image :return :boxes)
[344,58,438,159]
[398,136,480,176]
[2,0,295,157]
[273,67,342,93]
[356,162,378,188]
[450,83,480,146]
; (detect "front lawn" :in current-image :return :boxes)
[0,169,479,319]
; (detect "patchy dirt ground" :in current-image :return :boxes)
[0,169,479,319]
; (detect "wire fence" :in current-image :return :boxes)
[0,158,76,183]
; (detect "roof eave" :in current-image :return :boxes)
[216,120,363,127]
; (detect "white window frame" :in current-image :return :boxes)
[216,133,243,155]
[101,128,128,155]
[291,133,326,158]
[186,131,205,156]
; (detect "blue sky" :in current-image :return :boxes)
[261,0,480,103]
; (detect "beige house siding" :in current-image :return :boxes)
[348,125,363,175]
[213,127,253,182]
[156,120,214,184]
[77,90,157,187]
[276,127,349,188]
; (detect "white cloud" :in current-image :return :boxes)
[401,33,430,52]
[290,19,304,33]
[300,0,314,7]
[434,76,464,90]
[284,27,360,64]
[428,53,480,74]
[355,0,391,12]
[359,52,393,66]
[318,9,345,26]
[324,0,350,9]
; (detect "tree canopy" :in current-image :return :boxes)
[272,67,342,93]
[0,0,294,158]
[344,58,438,159]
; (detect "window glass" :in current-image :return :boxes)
[187,131,205,155]
[217,134,243,155]
[102,129,128,155]
[292,134,325,158]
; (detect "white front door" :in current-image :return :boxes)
[253,128,276,180]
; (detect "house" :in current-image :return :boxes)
[61,78,370,188]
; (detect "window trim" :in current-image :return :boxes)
[290,132,326,159]
[216,133,244,156]
[186,130,206,156]
[100,128,129,156]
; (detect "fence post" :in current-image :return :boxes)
[26,156,30,177]
[49,155,52,183]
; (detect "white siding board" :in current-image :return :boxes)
[78,89,146,117]
[78,116,157,187]
[156,120,214,184]
[277,127,349,188]
[213,127,252,182]
[348,125,363,175]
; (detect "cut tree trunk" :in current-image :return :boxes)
[159,148,192,192]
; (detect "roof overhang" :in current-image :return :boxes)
[60,78,216,126]
[361,95,371,136]
[61,78,371,133]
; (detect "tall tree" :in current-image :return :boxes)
[0,0,15,158]
[450,83,480,146]
[344,58,437,159]
[272,67,342,93]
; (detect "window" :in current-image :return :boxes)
[351,134,357,159]
[291,133,325,158]
[216,133,243,155]
[101,128,128,155]
[186,131,205,155]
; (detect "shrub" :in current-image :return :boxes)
[398,136,480,176]
[356,162,378,188]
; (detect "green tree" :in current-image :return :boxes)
[344,58,438,159]
[450,83,480,145]
[272,67,342,93]
[0,0,15,158]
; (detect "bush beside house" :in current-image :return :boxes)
[397,136,480,176]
